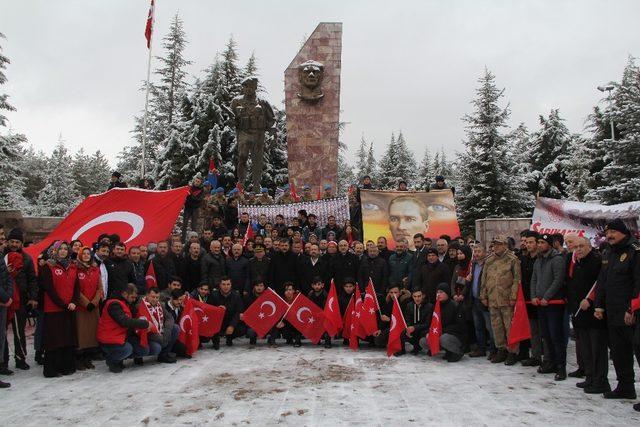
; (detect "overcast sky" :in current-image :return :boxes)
[1,0,639,167]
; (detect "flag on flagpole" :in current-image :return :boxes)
[145,261,157,291]
[242,222,255,248]
[387,295,407,357]
[144,0,155,49]
[323,280,343,336]
[507,284,531,347]
[427,300,442,356]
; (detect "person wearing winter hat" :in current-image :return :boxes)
[108,171,127,190]
[436,282,467,362]
[595,218,640,407]
[322,184,334,199]
[2,228,37,372]
[416,248,451,304]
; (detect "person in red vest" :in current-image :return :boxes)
[40,241,78,378]
[97,284,150,373]
[74,247,103,371]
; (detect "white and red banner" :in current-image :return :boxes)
[25,188,189,262]
[531,197,640,246]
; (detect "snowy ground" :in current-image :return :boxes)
[1,332,640,426]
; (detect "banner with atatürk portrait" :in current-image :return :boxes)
[360,189,460,251]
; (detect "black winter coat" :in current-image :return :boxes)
[208,289,243,329]
[249,257,271,287]
[106,256,136,297]
[416,261,450,304]
[332,252,359,287]
[440,300,466,342]
[269,251,299,295]
[567,250,605,329]
[148,255,176,290]
[358,255,388,295]
[201,252,227,288]
[225,256,250,294]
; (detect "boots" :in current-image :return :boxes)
[603,387,637,400]
[468,349,486,358]
[76,355,87,371]
[491,349,507,364]
[324,337,332,349]
[84,357,95,370]
[568,368,585,378]
[521,357,541,367]
[35,351,44,365]
[293,337,302,347]
[554,366,567,381]
[226,336,233,347]
[537,361,556,374]
[212,336,220,350]
[504,352,519,366]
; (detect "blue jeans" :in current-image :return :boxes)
[539,305,567,369]
[160,325,179,355]
[472,299,495,352]
[102,336,158,364]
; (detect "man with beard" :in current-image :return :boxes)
[269,239,299,296]
[358,245,389,297]
[146,241,176,291]
[332,240,359,288]
[181,242,203,293]
[105,242,136,298]
[409,233,428,292]
[595,219,640,406]
[416,248,451,304]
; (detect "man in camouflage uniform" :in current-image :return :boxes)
[205,188,227,220]
[278,185,296,205]
[300,185,315,202]
[322,184,334,199]
[480,235,521,365]
[255,188,274,205]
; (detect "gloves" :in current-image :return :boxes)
[86,303,95,312]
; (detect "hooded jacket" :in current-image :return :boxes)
[530,249,566,301]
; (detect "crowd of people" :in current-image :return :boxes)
[0,173,639,415]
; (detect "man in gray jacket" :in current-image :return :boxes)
[531,233,567,381]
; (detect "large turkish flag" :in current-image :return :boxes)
[25,187,188,262]
[285,294,325,344]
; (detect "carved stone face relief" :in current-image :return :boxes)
[297,60,324,102]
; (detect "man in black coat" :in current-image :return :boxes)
[595,219,640,401]
[208,277,244,349]
[225,244,250,295]
[416,249,451,304]
[403,288,433,355]
[268,239,299,296]
[358,245,389,297]
[409,233,428,291]
[333,240,359,288]
[3,228,37,370]
[300,244,329,295]
[436,282,467,362]
[248,245,270,288]
[201,240,227,289]
[181,242,204,293]
[568,236,609,394]
[147,241,176,290]
[106,242,136,298]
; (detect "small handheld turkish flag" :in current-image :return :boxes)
[387,295,407,357]
[323,279,343,336]
[178,298,200,356]
[242,223,255,248]
[145,262,157,291]
[285,294,325,344]
[507,284,531,347]
[359,278,379,336]
[289,181,300,202]
[342,294,354,339]
[353,285,367,339]
[191,298,225,338]
[136,298,159,348]
[242,288,289,339]
[427,300,442,356]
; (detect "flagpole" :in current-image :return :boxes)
[141,0,155,179]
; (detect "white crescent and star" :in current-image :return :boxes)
[179,315,193,334]
[260,301,277,317]
[327,297,335,312]
[145,275,157,284]
[71,211,144,243]
[390,314,397,331]
[296,307,312,323]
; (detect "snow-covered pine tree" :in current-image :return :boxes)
[36,137,82,216]
[581,106,614,201]
[394,131,417,187]
[565,134,593,201]
[21,145,48,207]
[72,148,92,197]
[527,109,571,198]
[416,146,433,190]
[262,107,288,191]
[88,150,112,194]
[593,56,640,203]
[0,32,30,212]
[377,133,398,189]
[364,142,376,181]
[432,147,454,186]
[354,134,368,179]
[456,69,532,234]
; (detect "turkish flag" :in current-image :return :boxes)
[289,181,300,202]
[507,284,531,347]
[145,261,157,291]
[427,300,442,356]
[136,299,159,348]
[586,282,597,301]
[178,297,200,356]
[316,187,322,200]
[387,296,407,357]
[285,294,325,344]
[353,285,367,339]
[242,223,255,248]
[323,279,342,336]
[144,0,154,48]
[342,294,354,339]
[359,278,379,336]
[236,182,244,194]
[191,298,225,338]
[24,188,188,265]
[242,288,289,338]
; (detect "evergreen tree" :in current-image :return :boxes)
[0,32,29,212]
[593,56,640,203]
[417,146,433,190]
[365,142,376,180]
[88,150,112,194]
[377,133,398,189]
[582,106,613,201]
[527,109,571,198]
[21,146,48,207]
[262,108,288,191]
[456,69,532,234]
[36,138,82,216]
[354,134,368,179]
[72,148,92,197]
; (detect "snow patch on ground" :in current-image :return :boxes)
[1,337,639,425]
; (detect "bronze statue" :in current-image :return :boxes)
[231,76,276,191]
[297,60,324,102]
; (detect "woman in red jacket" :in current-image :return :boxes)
[40,241,78,378]
[74,247,102,370]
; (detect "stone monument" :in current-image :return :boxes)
[285,22,342,192]
[231,76,276,191]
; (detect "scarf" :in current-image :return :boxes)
[144,298,164,334]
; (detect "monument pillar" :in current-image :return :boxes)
[284,22,342,193]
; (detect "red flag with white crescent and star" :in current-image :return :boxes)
[144,0,155,49]
[342,294,354,338]
[24,188,189,268]
[289,181,300,202]
[353,285,367,339]
[427,299,442,356]
[323,279,342,336]
[285,293,325,344]
[387,295,408,357]
[191,298,225,338]
[242,223,255,248]
[145,261,157,291]
[177,296,200,356]
[507,284,531,347]
[242,288,289,339]
[359,278,380,336]
[135,297,159,348]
